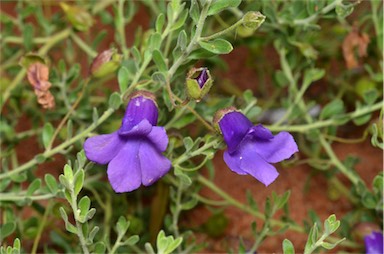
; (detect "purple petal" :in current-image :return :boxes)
[139,141,171,186]
[223,150,247,175]
[147,126,169,152]
[365,231,384,254]
[240,150,279,186]
[251,131,298,163]
[84,132,122,164]
[120,95,158,133]
[219,111,253,154]
[119,119,152,136]
[248,124,274,140]
[196,68,208,88]
[107,141,141,193]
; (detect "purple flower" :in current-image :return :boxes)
[214,108,298,186]
[365,231,383,254]
[84,91,171,193]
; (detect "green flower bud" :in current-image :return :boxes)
[60,3,93,32]
[242,11,266,30]
[90,48,122,78]
[186,67,213,101]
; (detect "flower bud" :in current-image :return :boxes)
[60,2,93,32]
[242,11,266,30]
[90,48,122,78]
[186,67,213,101]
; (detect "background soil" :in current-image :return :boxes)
[3,2,383,253]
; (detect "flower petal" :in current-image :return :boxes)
[240,150,279,186]
[219,111,253,154]
[139,141,171,186]
[84,131,122,164]
[107,141,141,193]
[251,131,298,163]
[223,150,247,175]
[120,95,158,133]
[147,126,169,152]
[248,124,274,140]
[119,119,152,136]
[365,231,384,254]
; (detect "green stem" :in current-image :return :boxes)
[70,188,90,254]
[293,0,342,25]
[0,193,55,201]
[0,108,114,180]
[31,201,52,254]
[318,134,360,185]
[46,78,91,150]
[200,17,244,41]
[117,0,129,59]
[267,97,382,133]
[70,32,98,58]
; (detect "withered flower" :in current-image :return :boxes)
[27,62,55,109]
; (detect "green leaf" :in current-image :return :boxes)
[335,3,354,18]
[26,179,41,196]
[207,0,241,16]
[108,92,122,110]
[63,164,73,182]
[282,239,295,254]
[181,197,198,210]
[155,13,165,33]
[78,196,91,216]
[42,123,54,149]
[152,50,167,72]
[174,167,192,186]
[183,137,194,152]
[171,9,188,31]
[93,242,106,253]
[177,30,187,51]
[116,216,129,236]
[59,207,78,234]
[66,120,73,140]
[172,113,195,129]
[0,222,16,242]
[320,99,345,119]
[152,72,167,84]
[189,0,199,24]
[199,39,233,54]
[148,32,162,51]
[303,68,325,89]
[73,169,84,196]
[88,226,99,244]
[118,66,130,93]
[92,107,99,124]
[321,238,345,250]
[124,235,140,246]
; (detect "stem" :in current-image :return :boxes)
[31,201,52,254]
[70,32,98,58]
[318,134,360,185]
[46,78,91,150]
[0,108,115,180]
[117,0,129,59]
[70,188,90,254]
[0,192,55,201]
[293,0,342,25]
[267,101,382,133]
[200,17,244,41]
[110,233,124,254]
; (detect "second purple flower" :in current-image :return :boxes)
[84,91,171,193]
[214,107,298,186]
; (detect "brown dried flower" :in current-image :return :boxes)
[342,26,370,69]
[27,62,55,109]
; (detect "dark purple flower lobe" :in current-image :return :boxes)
[196,68,208,88]
[365,231,383,254]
